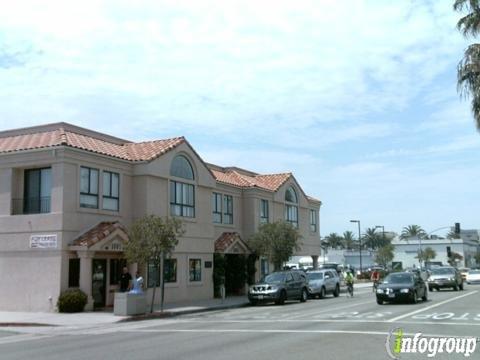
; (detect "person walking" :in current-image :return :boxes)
[120,266,132,292]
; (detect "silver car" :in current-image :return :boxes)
[306,269,340,298]
[428,266,464,291]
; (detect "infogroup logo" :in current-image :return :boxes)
[385,328,478,359]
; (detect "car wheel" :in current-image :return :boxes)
[300,288,308,303]
[428,286,433,292]
[376,297,383,305]
[318,286,326,299]
[249,299,258,306]
[333,284,340,297]
[422,287,428,302]
[411,291,418,304]
[275,290,286,305]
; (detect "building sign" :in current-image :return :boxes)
[30,234,57,249]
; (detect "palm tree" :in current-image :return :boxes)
[363,227,380,250]
[454,0,480,130]
[324,233,344,250]
[446,230,461,239]
[400,225,426,240]
[343,231,355,250]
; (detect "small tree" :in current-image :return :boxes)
[448,251,464,267]
[416,247,437,266]
[375,244,395,269]
[248,221,302,271]
[125,215,184,313]
[475,252,480,266]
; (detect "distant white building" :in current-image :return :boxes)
[392,232,479,269]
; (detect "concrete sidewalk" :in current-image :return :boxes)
[0,296,249,327]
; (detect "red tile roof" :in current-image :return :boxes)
[0,126,185,162]
[210,169,291,192]
[72,221,127,248]
[215,232,250,253]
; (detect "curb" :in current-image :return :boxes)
[0,323,57,327]
[120,302,251,322]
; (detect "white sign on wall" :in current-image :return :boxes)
[30,234,57,249]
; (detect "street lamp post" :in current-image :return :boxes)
[350,220,362,273]
[375,225,385,246]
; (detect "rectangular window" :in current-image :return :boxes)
[285,205,298,228]
[261,258,269,276]
[260,199,269,224]
[223,195,233,224]
[189,259,201,282]
[147,261,161,288]
[109,259,126,285]
[212,192,222,223]
[80,167,99,208]
[68,258,80,287]
[170,181,195,217]
[103,171,120,211]
[310,209,317,232]
[164,259,177,283]
[23,167,52,214]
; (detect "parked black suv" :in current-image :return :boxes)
[248,270,309,305]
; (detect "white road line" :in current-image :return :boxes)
[386,290,478,323]
[120,328,478,338]
[273,300,373,320]
[168,318,480,326]
[0,334,54,345]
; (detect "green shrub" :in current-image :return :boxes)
[57,289,88,313]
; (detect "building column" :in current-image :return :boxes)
[78,250,95,311]
[311,255,319,269]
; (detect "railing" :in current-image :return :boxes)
[12,197,51,215]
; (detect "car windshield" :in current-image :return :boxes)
[469,270,480,274]
[307,272,324,280]
[431,268,455,275]
[262,273,286,283]
[383,273,413,284]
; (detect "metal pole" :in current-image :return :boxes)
[358,221,362,273]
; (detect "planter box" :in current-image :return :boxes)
[114,292,146,316]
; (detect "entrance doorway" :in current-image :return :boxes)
[92,259,107,308]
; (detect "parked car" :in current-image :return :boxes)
[466,269,480,284]
[306,269,340,298]
[427,266,464,291]
[459,267,470,281]
[376,272,428,305]
[248,271,309,305]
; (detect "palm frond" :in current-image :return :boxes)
[454,0,480,12]
[457,12,480,37]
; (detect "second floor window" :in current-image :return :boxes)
[310,209,317,232]
[22,167,52,214]
[103,171,119,211]
[212,192,222,223]
[223,195,233,224]
[260,199,269,224]
[80,167,99,208]
[285,186,298,228]
[170,181,195,217]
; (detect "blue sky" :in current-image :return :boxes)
[1,0,479,237]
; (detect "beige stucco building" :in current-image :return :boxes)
[0,123,321,312]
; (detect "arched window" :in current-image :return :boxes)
[170,155,195,218]
[285,186,298,228]
[170,155,194,180]
[285,187,298,203]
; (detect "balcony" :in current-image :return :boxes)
[12,197,51,215]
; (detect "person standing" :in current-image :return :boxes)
[120,266,132,292]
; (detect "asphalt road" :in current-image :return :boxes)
[1,284,479,360]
